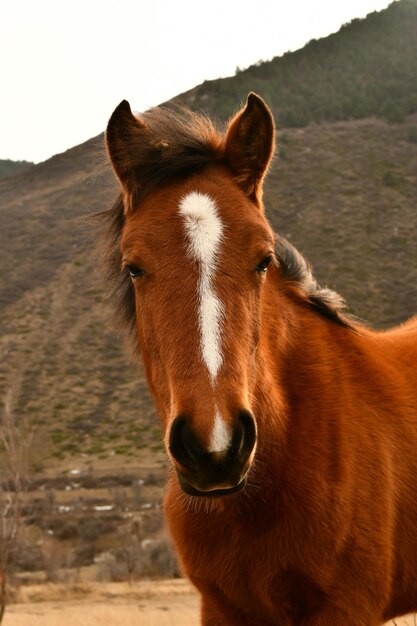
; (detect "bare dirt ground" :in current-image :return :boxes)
[2,580,416,625]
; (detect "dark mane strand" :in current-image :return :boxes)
[95,194,137,350]
[274,234,355,330]
[124,106,224,203]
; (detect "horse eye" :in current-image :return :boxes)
[256,256,272,273]
[126,264,145,278]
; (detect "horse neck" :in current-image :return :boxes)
[252,277,356,471]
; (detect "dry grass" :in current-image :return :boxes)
[4,580,199,626]
[13,580,195,604]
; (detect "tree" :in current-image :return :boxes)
[0,389,32,623]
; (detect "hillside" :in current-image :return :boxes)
[0,159,33,180]
[176,0,417,126]
[0,140,160,469]
[0,0,416,581]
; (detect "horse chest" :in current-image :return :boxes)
[167,498,325,624]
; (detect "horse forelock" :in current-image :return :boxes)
[128,106,224,202]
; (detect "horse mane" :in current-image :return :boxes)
[97,105,354,340]
[274,234,354,329]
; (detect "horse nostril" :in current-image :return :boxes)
[169,415,203,470]
[232,409,257,461]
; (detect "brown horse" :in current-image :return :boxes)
[100,93,417,625]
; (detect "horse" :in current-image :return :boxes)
[99,93,417,625]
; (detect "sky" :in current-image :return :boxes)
[1,0,393,163]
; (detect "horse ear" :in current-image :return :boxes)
[224,93,275,205]
[106,100,147,209]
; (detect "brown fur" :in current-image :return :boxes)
[99,93,417,625]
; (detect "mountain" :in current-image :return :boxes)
[176,0,417,127]
[0,0,416,576]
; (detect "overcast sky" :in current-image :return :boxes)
[1,0,393,163]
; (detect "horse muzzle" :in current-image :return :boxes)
[168,409,257,497]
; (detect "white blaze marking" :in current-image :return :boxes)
[179,191,231,453]
[209,409,231,453]
[178,191,224,381]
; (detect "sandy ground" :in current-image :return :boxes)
[3,597,200,626]
[3,580,199,626]
[2,580,415,625]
